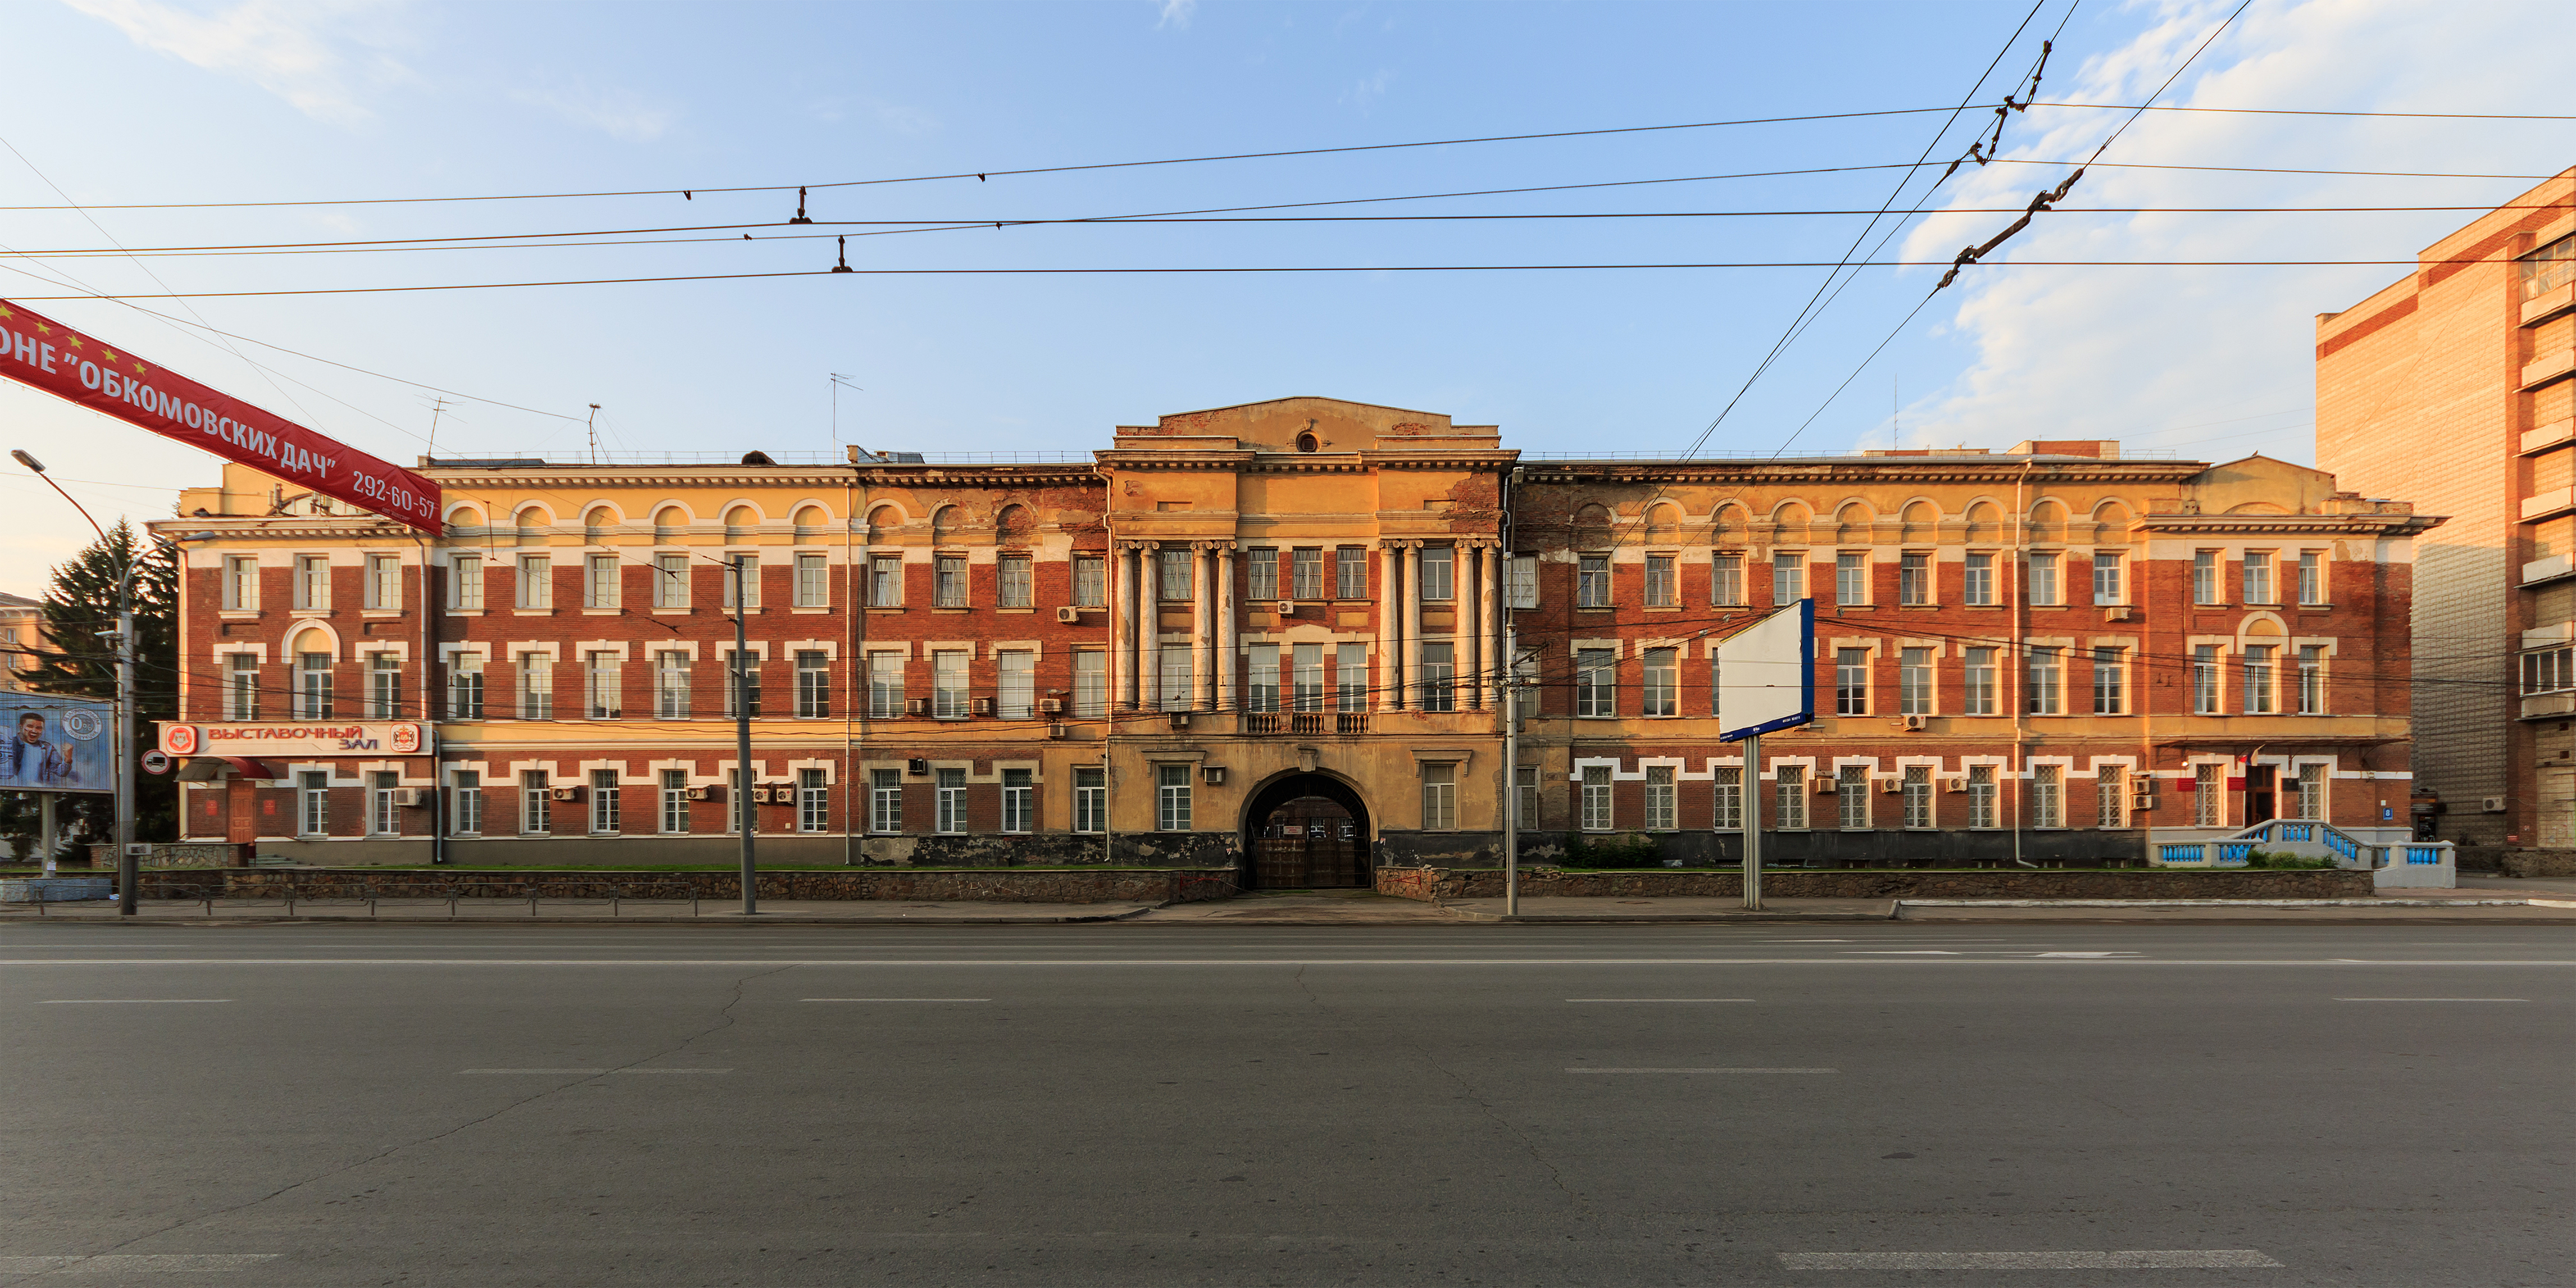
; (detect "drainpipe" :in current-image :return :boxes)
[844,468,859,865]
[2011,459,2032,867]
[419,530,444,865]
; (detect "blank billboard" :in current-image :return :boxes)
[1716,599,1813,742]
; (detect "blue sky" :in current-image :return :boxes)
[1,0,2569,593]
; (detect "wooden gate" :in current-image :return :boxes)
[1255,833,1363,889]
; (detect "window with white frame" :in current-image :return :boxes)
[996,554,1029,609]
[370,771,399,835]
[1157,645,1193,713]
[795,651,831,719]
[225,653,259,720]
[1645,554,1677,607]
[1575,648,1616,717]
[2092,647,2125,715]
[1157,549,1193,602]
[1576,555,1611,608]
[1968,764,1996,828]
[1642,647,1677,717]
[1963,647,1997,716]
[2192,550,2221,604]
[654,554,689,608]
[1835,648,1869,716]
[365,554,401,610]
[1899,647,1931,716]
[798,553,831,608]
[1337,643,1367,712]
[723,650,759,718]
[516,556,550,610]
[1903,765,1932,828]
[2092,552,2123,605]
[297,652,334,719]
[934,650,970,719]
[2294,762,2326,821]
[2242,550,2275,604]
[1073,555,1106,608]
[2025,646,2062,715]
[2243,645,2277,714]
[2193,645,2222,714]
[450,769,482,834]
[1291,643,1324,712]
[1899,551,1930,605]
[1580,765,1612,832]
[1643,765,1675,830]
[1713,767,1742,830]
[996,650,1033,719]
[1421,762,1458,830]
[1835,552,1867,606]
[1838,765,1870,829]
[1420,546,1455,601]
[518,652,554,719]
[936,768,967,833]
[726,556,762,609]
[869,768,903,833]
[728,769,749,835]
[869,651,904,718]
[2033,764,2063,828]
[223,555,258,610]
[1963,552,1995,606]
[1775,764,1807,829]
[590,769,621,834]
[660,769,689,834]
[1772,552,1804,605]
[2027,552,2060,606]
[449,554,482,610]
[1248,644,1280,714]
[2194,762,2222,825]
[2297,645,2327,714]
[2523,645,2575,694]
[1338,547,1369,600]
[2297,551,2324,605]
[1516,765,1541,832]
[1074,651,1105,718]
[585,554,619,609]
[299,770,330,835]
[1419,642,1456,711]
[295,555,330,611]
[1711,552,1744,606]
[367,652,400,718]
[1001,768,1032,833]
[1247,548,1279,601]
[1074,767,1105,833]
[870,555,903,606]
[1156,764,1192,830]
[585,651,621,719]
[655,651,690,719]
[448,651,485,719]
[2096,765,2126,829]
[1291,548,1324,600]
[520,770,550,835]
[799,768,829,833]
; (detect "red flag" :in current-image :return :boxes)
[0,300,440,533]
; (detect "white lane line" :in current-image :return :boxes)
[800,997,990,1002]
[1566,998,1756,1003]
[2,957,2569,967]
[38,999,233,1004]
[2335,997,2529,1002]
[1779,1249,2282,1269]
[1569,1067,1836,1074]
[456,1068,733,1075]
[0,1254,282,1273]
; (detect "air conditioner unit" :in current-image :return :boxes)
[1814,777,1837,794]
[750,787,772,804]
[1201,765,1226,785]
[2105,605,2133,621]
[686,785,717,802]
[1943,777,1968,793]
[2482,796,2508,813]
[1275,600,1295,617]
[392,788,424,807]
[1901,713,1928,731]
[1040,698,1064,715]
[971,697,994,716]
[1047,723,1070,739]
[1055,606,1080,624]
[907,758,931,776]
[906,698,930,716]
[2130,793,2156,811]
[1168,711,1192,731]
[550,785,584,802]
[1878,777,1903,794]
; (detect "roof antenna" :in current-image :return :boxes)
[829,373,862,451]
[586,403,603,464]
[790,185,814,225]
[832,235,854,272]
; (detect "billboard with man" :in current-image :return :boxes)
[2,697,113,793]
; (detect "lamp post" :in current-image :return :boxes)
[730,555,756,915]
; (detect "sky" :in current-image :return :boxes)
[0,0,2569,596]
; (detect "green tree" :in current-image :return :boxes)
[3,520,179,856]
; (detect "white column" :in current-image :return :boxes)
[1378,545,1403,711]
[1115,543,1142,710]
[1402,543,1424,712]
[1214,543,1237,716]
[1478,544,1501,710]
[1191,542,1215,711]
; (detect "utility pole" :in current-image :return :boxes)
[112,597,136,916]
[732,555,756,915]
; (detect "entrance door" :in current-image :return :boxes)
[1251,796,1364,889]
[2539,767,2575,848]
[2246,765,2277,825]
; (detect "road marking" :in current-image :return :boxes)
[2335,997,2529,1002]
[0,1254,282,1273]
[2,958,2569,967]
[800,997,990,1002]
[1566,998,1756,1003]
[1778,1249,2282,1269]
[1568,1067,1836,1074]
[38,999,232,1004]
[456,1068,733,1075]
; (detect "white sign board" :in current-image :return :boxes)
[159,722,426,757]
[1715,599,1814,742]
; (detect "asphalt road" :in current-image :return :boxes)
[2,922,2567,1288]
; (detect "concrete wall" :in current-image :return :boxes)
[1378,865,2375,901]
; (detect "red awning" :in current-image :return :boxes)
[176,756,284,782]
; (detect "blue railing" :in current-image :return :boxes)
[2216,842,2255,864]
[2404,846,2442,865]
[2276,823,2313,843]
[2324,830,2363,861]
[2158,843,2206,863]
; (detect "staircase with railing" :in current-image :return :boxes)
[2151,817,2455,888]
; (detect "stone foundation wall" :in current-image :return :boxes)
[136,866,1243,905]
[1375,866,2374,901]
[2497,848,2576,878]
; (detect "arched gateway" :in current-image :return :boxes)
[1239,772,1372,890]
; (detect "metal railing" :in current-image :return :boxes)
[1238,711,1370,735]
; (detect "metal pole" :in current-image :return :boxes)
[1502,618,1519,917]
[733,556,756,916]
[115,602,137,916]
[1742,733,1762,911]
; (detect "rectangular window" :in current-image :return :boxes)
[870,555,904,607]
[2025,647,2062,715]
[295,555,330,611]
[1338,547,1369,600]
[1516,765,1541,832]
[2294,763,2326,821]
[1838,765,1870,829]
[725,556,762,609]
[799,768,829,833]
[366,554,401,610]
[2195,762,2222,825]
[1248,643,1280,714]
[516,555,550,610]
[1247,548,1279,601]
[2191,550,2221,605]
[1337,643,1367,712]
[448,651,485,720]
[367,652,400,719]
[1503,554,1536,609]
[1775,764,1807,830]
[1576,555,1611,608]
[2243,646,2276,714]
[1073,555,1106,608]
[1074,767,1105,833]
[795,650,831,719]
[299,770,330,835]
[223,555,258,610]
[2243,550,2274,604]
[2093,552,2124,605]
[869,768,903,834]
[934,650,969,719]
[1643,765,1675,831]
[517,652,554,720]
[585,554,620,609]
[1580,765,1612,832]
[2027,552,2060,606]
[798,553,832,608]
[1291,643,1325,712]
[1711,552,1744,606]
[1157,549,1193,602]
[1422,763,1458,830]
[1712,768,1742,831]
[1157,764,1192,831]
[2092,647,2126,716]
[370,771,399,836]
[1001,768,1032,833]
[1074,651,1106,718]
[660,770,689,834]
[723,650,759,719]
[655,651,690,719]
[451,770,482,835]
[1899,647,1931,715]
[936,768,966,834]
[1772,553,1804,605]
[729,769,749,835]
[1963,552,1995,606]
[1575,647,1616,717]
[2193,646,2222,714]
[1899,552,1930,606]
[296,652,334,720]
[996,650,1033,720]
[1835,647,1869,716]
[1420,546,1455,601]
[1835,552,1867,606]
[996,554,1030,609]
[1963,647,1997,716]
[1903,765,1931,829]
[1291,548,1324,600]
[449,555,482,610]
[2096,764,2126,829]
[654,554,689,608]
[2034,764,2063,829]
[1419,641,1455,711]
[2297,551,2324,605]
[590,769,621,834]
[1645,555,1677,607]
[520,770,550,836]
[937,554,973,608]
[585,651,621,719]
[869,651,904,718]
[1642,647,1677,717]
[2297,645,2327,714]
[1969,764,1996,828]
[225,653,259,721]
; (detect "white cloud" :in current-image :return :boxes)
[1894,0,2575,466]
[58,0,413,127]
[512,80,678,143]
[1343,67,1394,108]
[1156,0,1197,29]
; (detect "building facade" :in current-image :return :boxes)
[154,397,2434,874]
[0,591,38,692]
[2315,166,2575,847]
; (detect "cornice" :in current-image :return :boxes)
[2139,514,2447,536]
[1516,461,2204,485]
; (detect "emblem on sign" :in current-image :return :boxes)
[60,708,104,741]
[390,724,422,753]
[164,724,200,755]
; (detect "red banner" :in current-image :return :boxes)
[0,299,440,532]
